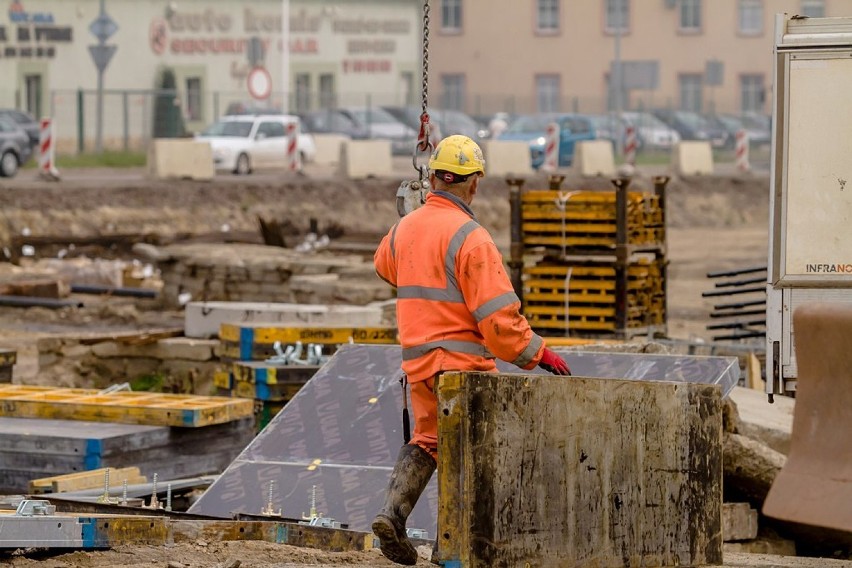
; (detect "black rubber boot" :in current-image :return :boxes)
[372,444,436,565]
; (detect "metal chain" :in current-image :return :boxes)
[421,0,430,116]
[412,0,433,178]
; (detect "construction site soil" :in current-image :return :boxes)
[2,166,841,567]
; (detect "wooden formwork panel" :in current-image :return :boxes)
[436,371,723,567]
[0,385,254,427]
[520,190,665,250]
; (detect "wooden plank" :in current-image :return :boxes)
[0,385,254,427]
[435,372,723,567]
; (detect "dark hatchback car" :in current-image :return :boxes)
[297,109,369,140]
[0,117,34,177]
[0,108,39,149]
[651,109,730,149]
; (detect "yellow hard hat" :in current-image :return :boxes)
[429,134,486,179]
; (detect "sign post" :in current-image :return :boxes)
[88,0,118,153]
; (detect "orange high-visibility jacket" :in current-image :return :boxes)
[374,190,545,383]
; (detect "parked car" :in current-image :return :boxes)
[0,108,39,149]
[335,106,417,155]
[298,109,369,140]
[195,114,316,175]
[496,113,596,169]
[381,105,489,146]
[737,112,772,147]
[651,109,729,149]
[620,111,680,151]
[585,113,630,150]
[0,117,34,177]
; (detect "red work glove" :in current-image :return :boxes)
[538,347,571,376]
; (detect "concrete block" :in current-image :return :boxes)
[672,141,714,176]
[147,139,215,181]
[184,301,384,338]
[729,386,794,455]
[437,372,723,567]
[572,140,616,177]
[338,140,393,179]
[311,134,349,166]
[153,337,217,361]
[722,502,759,541]
[483,140,534,177]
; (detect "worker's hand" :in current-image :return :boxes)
[538,348,571,376]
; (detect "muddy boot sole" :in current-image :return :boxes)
[371,515,418,566]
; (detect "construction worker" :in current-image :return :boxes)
[371,134,571,565]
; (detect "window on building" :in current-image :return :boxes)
[679,73,703,112]
[799,0,825,17]
[441,0,462,32]
[319,74,335,109]
[605,0,629,33]
[442,74,465,110]
[185,77,202,121]
[740,74,765,113]
[295,73,311,113]
[679,0,702,32]
[537,0,559,33]
[738,0,762,34]
[536,74,561,113]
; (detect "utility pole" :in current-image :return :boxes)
[281,0,290,113]
[613,3,624,157]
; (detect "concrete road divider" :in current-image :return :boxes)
[147,139,215,181]
[672,141,714,176]
[312,134,350,166]
[483,140,534,177]
[572,140,615,177]
[338,139,393,179]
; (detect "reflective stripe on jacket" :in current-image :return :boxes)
[374,190,545,382]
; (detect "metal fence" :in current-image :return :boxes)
[0,86,749,155]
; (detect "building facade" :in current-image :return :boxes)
[0,0,847,150]
[0,0,421,149]
[427,0,844,117]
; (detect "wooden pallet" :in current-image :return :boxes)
[0,385,254,427]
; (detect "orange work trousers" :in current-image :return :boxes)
[408,376,438,461]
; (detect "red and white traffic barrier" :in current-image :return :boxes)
[542,122,560,171]
[735,129,750,172]
[38,117,60,180]
[286,121,302,172]
[624,125,637,166]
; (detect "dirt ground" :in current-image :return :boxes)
[0,162,807,567]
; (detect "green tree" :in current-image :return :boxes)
[153,67,186,138]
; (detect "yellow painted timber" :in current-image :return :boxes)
[0,385,254,427]
[543,337,620,346]
[219,323,398,345]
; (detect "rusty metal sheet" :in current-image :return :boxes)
[190,344,738,532]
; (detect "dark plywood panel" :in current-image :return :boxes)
[191,344,737,534]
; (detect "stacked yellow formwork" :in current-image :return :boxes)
[513,177,668,338]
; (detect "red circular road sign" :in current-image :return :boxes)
[247,66,272,100]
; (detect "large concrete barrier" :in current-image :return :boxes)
[573,139,616,177]
[338,139,393,179]
[312,134,350,166]
[147,139,215,181]
[437,371,723,567]
[763,303,852,540]
[483,140,534,177]
[672,140,714,176]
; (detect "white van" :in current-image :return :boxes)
[196,114,316,175]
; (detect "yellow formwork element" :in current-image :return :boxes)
[0,385,254,427]
[219,323,398,345]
